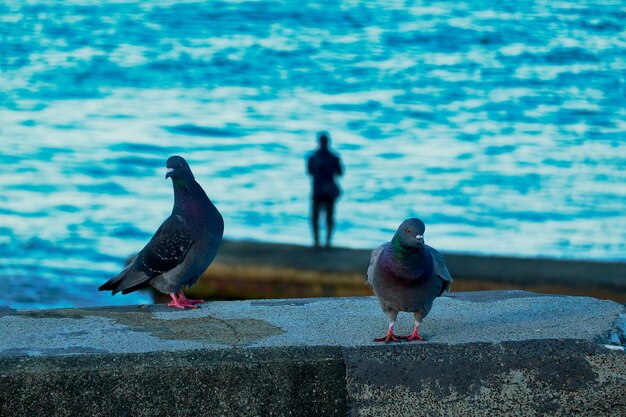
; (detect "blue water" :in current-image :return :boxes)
[1,0,625,309]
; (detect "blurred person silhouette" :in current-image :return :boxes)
[306,131,344,248]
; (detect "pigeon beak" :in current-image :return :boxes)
[415,234,424,244]
[165,168,174,179]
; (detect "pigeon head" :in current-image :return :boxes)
[394,218,426,249]
[165,156,195,182]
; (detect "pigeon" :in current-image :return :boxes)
[366,218,452,342]
[99,155,224,309]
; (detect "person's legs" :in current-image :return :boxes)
[325,198,336,248]
[311,197,321,248]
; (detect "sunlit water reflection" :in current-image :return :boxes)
[1,0,624,308]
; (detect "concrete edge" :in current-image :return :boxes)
[0,345,348,417]
[2,339,624,417]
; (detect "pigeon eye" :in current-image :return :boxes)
[405,228,411,233]
[179,162,183,168]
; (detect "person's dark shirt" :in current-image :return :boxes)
[307,148,343,200]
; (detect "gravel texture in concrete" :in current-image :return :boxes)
[0,290,623,357]
[1,291,624,417]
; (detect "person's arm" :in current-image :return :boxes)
[336,156,344,177]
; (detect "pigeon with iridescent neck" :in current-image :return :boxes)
[99,155,224,309]
[366,218,452,342]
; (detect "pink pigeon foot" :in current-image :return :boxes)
[177,291,205,305]
[398,327,424,341]
[374,330,400,343]
[167,293,199,309]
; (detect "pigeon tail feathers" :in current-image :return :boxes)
[112,268,153,294]
[98,263,133,294]
[98,256,153,295]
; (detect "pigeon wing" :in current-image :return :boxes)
[104,215,193,294]
[427,245,453,296]
[365,244,386,286]
[139,215,193,276]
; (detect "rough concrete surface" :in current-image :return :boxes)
[0,347,346,417]
[0,291,624,416]
[344,340,625,417]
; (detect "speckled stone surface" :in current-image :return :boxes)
[0,290,623,357]
[0,291,624,416]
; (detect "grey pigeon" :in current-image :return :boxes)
[366,218,452,342]
[99,155,224,309]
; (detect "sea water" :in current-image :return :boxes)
[1,0,624,308]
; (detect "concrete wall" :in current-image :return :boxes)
[1,347,346,417]
[1,291,625,416]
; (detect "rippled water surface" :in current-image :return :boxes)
[1,0,625,308]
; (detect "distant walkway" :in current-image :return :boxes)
[156,240,626,303]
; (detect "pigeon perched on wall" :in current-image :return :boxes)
[99,155,224,309]
[366,218,452,342]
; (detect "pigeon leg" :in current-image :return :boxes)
[167,293,198,309]
[374,310,400,343]
[177,291,205,305]
[374,321,400,343]
[399,314,424,341]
